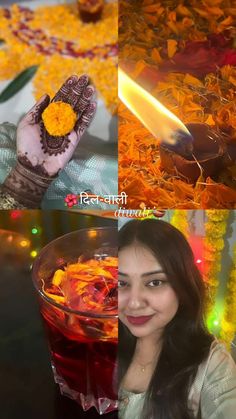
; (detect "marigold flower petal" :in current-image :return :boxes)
[42,101,77,136]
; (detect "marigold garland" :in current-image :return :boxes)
[220,241,236,350]
[42,102,77,136]
[0,2,117,113]
[170,210,189,239]
[203,210,229,315]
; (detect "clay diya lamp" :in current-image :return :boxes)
[118,69,236,183]
[78,0,104,23]
[159,123,232,183]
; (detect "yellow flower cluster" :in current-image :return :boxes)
[220,243,236,350]
[119,0,234,62]
[171,210,189,239]
[205,222,228,237]
[0,2,117,113]
[203,210,229,314]
[29,3,117,50]
[42,102,77,136]
[119,1,235,127]
[119,0,236,208]
[33,55,117,115]
[150,70,236,140]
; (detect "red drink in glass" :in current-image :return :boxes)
[32,227,118,415]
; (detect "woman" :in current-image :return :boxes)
[0,74,96,209]
[118,219,236,419]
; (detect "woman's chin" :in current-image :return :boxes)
[125,323,153,338]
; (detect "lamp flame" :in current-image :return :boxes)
[118,68,193,155]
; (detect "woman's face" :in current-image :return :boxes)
[118,244,179,339]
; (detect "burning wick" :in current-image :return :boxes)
[118,68,194,157]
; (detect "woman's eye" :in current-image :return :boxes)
[147,280,165,287]
[118,280,128,288]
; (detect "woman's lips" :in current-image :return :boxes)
[126,315,154,325]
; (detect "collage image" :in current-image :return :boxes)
[0,1,236,419]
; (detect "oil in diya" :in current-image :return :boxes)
[78,0,104,23]
[32,227,118,415]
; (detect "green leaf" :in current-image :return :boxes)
[0,65,39,103]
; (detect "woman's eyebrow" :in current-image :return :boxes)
[141,270,165,277]
[118,271,128,276]
[118,270,165,277]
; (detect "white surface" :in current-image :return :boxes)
[0,0,115,142]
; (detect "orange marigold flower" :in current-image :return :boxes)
[42,101,77,136]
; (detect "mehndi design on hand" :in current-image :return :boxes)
[29,94,50,125]
[16,74,97,178]
[39,128,72,156]
[76,102,97,139]
[2,73,97,208]
[39,74,95,156]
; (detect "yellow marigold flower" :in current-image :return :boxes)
[0,3,117,113]
[42,101,77,136]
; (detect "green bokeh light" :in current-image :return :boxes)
[31,227,39,235]
[206,300,225,334]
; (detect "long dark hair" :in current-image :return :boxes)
[118,219,214,419]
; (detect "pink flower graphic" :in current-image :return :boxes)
[64,194,78,208]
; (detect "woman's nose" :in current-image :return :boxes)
[126,286,146,310]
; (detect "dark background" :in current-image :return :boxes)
[0,211,118,419]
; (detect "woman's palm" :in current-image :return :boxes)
[16,75,96,177]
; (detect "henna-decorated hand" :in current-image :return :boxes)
[2,74,97,208]
[18,74,96,177]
